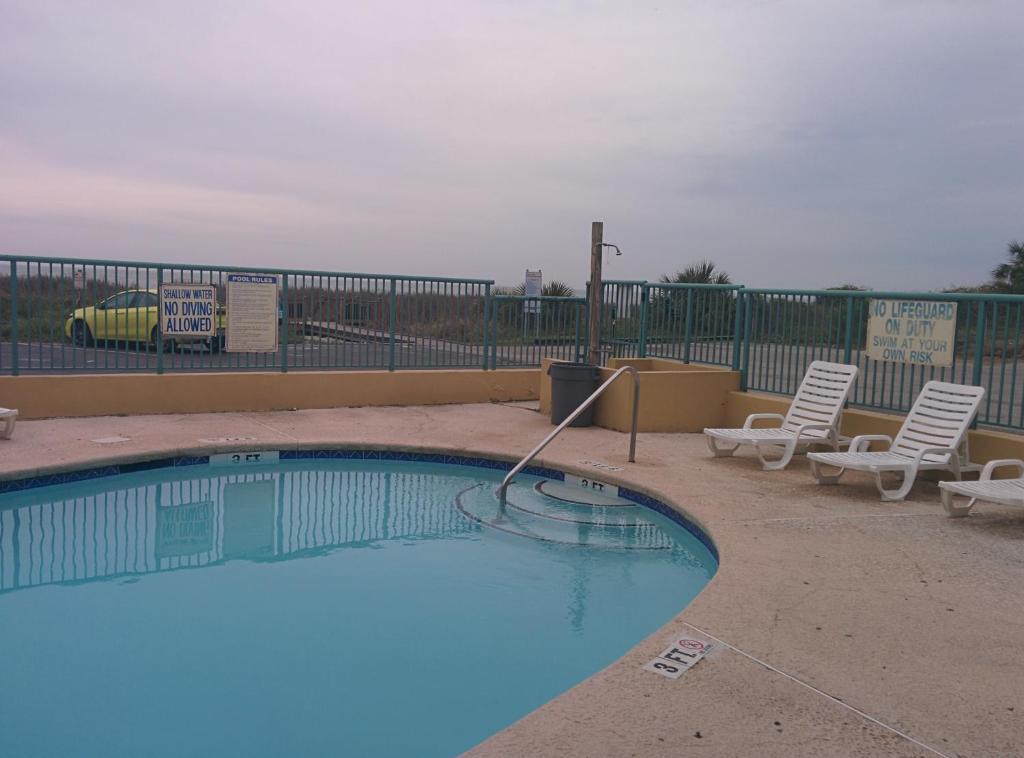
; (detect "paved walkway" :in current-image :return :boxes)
[1,404,1021,757]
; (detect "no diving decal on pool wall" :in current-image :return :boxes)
[643,631,716,680]
[565,474,619,497]
[209,451,280,467]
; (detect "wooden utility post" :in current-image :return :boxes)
[587,221,603,365]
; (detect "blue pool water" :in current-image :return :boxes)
[0,456,716,758]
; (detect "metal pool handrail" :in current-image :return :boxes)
[496,365,640,516]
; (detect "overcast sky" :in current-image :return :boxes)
[1,1,1021,290]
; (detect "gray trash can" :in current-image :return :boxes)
[548,362,599,427]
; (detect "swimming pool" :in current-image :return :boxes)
[0,452,717,757]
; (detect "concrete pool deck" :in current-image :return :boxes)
[1,403,1021,757]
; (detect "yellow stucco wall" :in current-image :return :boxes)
[606,357,719,373]
[539,357,740,432]
[0,369,540,419]
[6,362,1023,467]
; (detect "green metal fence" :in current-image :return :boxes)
[2,254,498,374]
[5,254,1024,430]
[600,281,743,367]
[2,253,592,375]
[640,282,743,366]
[486,296,587,369]
[601,280,1024,430]
[597,281,645,359]
[736,288,1024,430]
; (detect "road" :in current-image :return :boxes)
[0,337,581,373]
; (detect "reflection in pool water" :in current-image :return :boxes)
[0,459,715,758]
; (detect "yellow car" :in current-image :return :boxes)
[65,289,227,352]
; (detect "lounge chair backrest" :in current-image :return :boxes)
[781,361,859,434]
[891,381,985,459]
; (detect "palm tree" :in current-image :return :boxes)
[653,261,734,341]
[991,240,1024,293]
[660,260,731,285]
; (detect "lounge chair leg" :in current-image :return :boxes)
[941,488,975,518]
[707,436,739,458]
[755,441,795,471]
[810,457,844,485]
[874,470,915,502]
[0,416,14,440]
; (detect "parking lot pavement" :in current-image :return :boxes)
[0,340,488,373]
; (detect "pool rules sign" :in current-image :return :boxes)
[867,299,957,367]
[226,273,280,353]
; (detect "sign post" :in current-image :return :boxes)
[866,299,957,367]
[524,269,542,340]
[524,269,542,313]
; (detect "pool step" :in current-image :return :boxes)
[508,484,645,528]
[534,479,633,507]
[455,480,674,550]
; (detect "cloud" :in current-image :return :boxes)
[1,0,1021,288]
[0,140,342,230]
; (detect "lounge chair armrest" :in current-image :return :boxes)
[792,423,836,439]
[914,447,959,465]
[742,413,785,430]
[980,459,1024,480]
[849,434,892,453]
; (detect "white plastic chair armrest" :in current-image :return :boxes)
[792,423,835,439]
[743,413,785,430]
[979,459,1024,481]
[849,434,892,453]
[914,447,958,466]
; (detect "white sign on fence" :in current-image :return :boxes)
[525,269,542,314]
[866,299,957,367]
[226,274,280,353]
[159,284,217,338]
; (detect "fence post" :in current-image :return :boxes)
[9,260,19,376]
[280,274,289,374]
[683,288,693,364]
[731,288,744,372]
[741,292,752,391]
[843,296,855,365]
[481,285,491,370]
[638,285,649,358]
[490,299,498,370]
[972,301,986,387]
[155,268,164,375]
[388,278,397,372]
[573,301,582,362]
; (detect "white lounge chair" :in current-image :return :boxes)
[0,408,16,440]
[808,380,985,501]
[939,459,1024,518]
[704,361,859,470]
